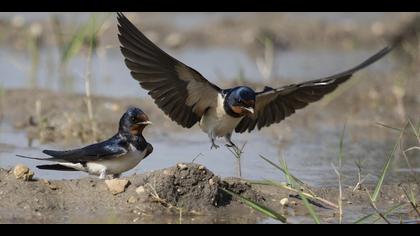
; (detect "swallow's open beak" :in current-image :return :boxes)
[242,107,254,115]
[138,120,152,125]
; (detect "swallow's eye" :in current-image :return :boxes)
[131,117,136,122]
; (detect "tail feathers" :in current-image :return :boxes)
[36,164,78,171]
[16,154,53,161]
[42,149,69,157]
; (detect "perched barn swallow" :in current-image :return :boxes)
[116,12,392,151]
[17,107,153,179]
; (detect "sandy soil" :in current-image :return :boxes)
[0,163,271,224]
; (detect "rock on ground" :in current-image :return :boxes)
[105,179,130,195]
[13,164,34,181]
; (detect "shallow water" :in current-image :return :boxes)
[1,119,418,188]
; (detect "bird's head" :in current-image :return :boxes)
[226,86,256,117]
[119,106,152,136]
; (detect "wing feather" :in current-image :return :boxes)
[236,46,393,133]
[117,12,222,128]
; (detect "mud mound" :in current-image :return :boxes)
[130,163,263,213]
[142,163,221,210]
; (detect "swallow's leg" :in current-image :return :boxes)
[211,138,220,149]
[209,131,220,150]
[224,134,240,153]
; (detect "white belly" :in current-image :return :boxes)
[60,147,147,176]
[199,94,243,138]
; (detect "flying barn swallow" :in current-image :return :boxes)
[116,12,393,151]
[17,107,153,179]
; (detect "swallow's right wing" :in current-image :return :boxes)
[235,46,393,133]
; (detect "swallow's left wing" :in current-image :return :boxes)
[42,140,128,163]
[117,12,222,129]
[235,46,393,133]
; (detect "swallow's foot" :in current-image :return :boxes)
[225,143,236,149]
[211,143,220,150]
[225,143,241,154]
[224,134,241,153]
[224,135,241,153]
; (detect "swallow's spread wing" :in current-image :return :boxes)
[235,46,393,133]
[42,140,128,163]
[117,12,221,128]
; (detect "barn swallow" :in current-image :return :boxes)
[116,12,393,151]
[17,107,153,179]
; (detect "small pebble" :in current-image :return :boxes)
[280,198,289,206]
[127,196,137,204]
[105,179,129,195]
[43,180,58,190]
[136,186,145,194]
[177,163,188,170]
[13,164,34,181]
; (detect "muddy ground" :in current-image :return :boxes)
[0,163,418,224]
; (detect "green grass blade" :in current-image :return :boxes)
[402,185,420,217]
[371,203,406,224]
[371,143,397,202]
[61,26,87,64]
[220,188,287,223]
[249,179,281,186]
[299,191,321,224]
[408,119,420,143]
[259,155,306,187]
[336,122,346,224]
[355,203,405,224]
[338,122,347,167]
[354,213,376,224]
[61,13,110,64]
[375,122,404,132]
[371,127,405,202]
[279,157,321,224]
[260,155,323,222]
[280,156,292,185]
[250,179,338,209]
